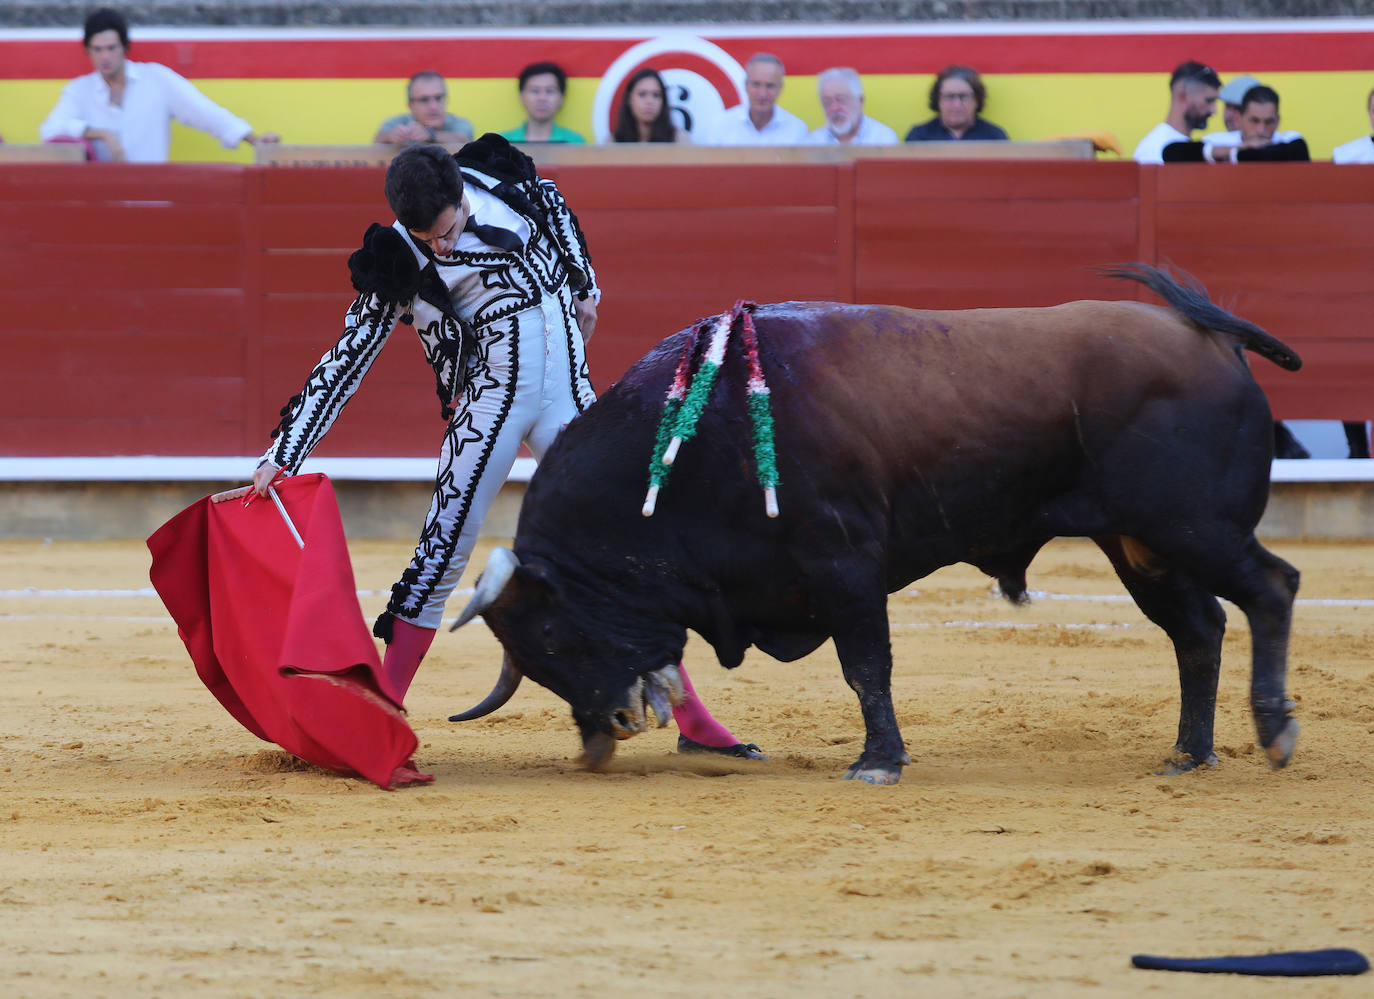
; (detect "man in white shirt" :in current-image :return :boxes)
[39,8,278,162]
[1132,60,1220,164]
[705,53,808,145]
[806,67,898,146]
[1332,86,1374,164]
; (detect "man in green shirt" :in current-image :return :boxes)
[499,62,585,144]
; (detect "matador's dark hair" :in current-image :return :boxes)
[384,144,464,232]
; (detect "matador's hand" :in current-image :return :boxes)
[574,297,597,344]
[252,460,282,498]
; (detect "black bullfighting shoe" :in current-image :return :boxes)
[677,734,768,760]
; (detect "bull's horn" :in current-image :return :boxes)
[448,653,523,722]
[449,546,520,632]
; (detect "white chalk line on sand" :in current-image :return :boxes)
[2,588,1368,633]
[2,587,1369,608]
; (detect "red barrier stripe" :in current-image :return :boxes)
[2,30,1371,80]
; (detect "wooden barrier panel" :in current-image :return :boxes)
[1151,164,1374,419]
[0,160,1368,459]
[555,162,852,385]
[0,164,252,457]
[852,159,1142,309]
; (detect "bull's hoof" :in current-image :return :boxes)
[1154,747,1219,776]
[578,732,617,771]
[842,760,903,785]
[1263,718,1299,769]
[677,735,768,761]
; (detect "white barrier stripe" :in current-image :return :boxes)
[894,620,1136,631]
[0,588,161,598]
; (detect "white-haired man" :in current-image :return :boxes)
[705,53,808,145]
[806,67,897,146]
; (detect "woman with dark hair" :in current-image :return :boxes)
[906,65,1008,142]
[612,67,690,143]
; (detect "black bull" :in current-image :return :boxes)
[451,266,1303,784]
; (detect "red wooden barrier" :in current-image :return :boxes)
[1151,164,1374,420]
[0,161,1368,458]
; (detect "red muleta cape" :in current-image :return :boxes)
[147,473,420,789]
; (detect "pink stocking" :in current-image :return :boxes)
[671,663,738,747]
[380,618,436,707]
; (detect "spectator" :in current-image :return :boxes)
[807,67,898,145]
[1332,86,1374,164]
[704,53,808,145]
[499,62,585,144]
[905,65,1009,142]
[1132,60,1220,164]
[38,7,279,162]
[1197,85,1308,162]
[374,71,474,147]
[612,68,689,143]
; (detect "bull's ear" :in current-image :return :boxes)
[511,558,563,602]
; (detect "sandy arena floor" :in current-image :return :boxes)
[2,536,1372,998]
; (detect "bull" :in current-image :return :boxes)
[449,266,1303,784]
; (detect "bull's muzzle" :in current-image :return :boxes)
[607,665,685,738]
[581,666,685,770]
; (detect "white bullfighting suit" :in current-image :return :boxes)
[263,143,597,634]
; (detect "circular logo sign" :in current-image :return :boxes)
[592,35,746,143]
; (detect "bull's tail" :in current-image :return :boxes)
[1101,263,1302,372]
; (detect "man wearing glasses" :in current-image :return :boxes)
[374,71,474,146]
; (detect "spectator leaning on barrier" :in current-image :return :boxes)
[1132,60,1220,164]
[703,53,808,145]
[613,67,689,143]
[499,62,585,144]
[375,72,474,147]
[1332,86,1374,164]
[1164,85,1309,163]
[905,65,1009,142]
[807,67,898,146]
[38,7,279,162]
[1190,85,1308,163]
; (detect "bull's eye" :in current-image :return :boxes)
[541,623,554,637]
